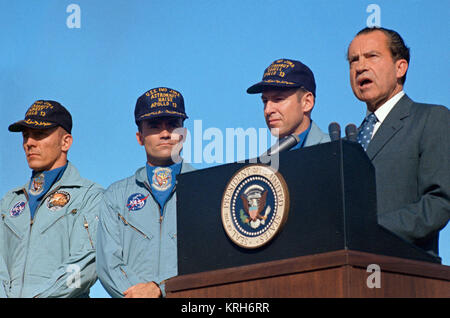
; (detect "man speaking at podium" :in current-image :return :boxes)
[96,87,194,297]
[247,58,330,148]
[347,27,450,258]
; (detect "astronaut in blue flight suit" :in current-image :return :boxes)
[96,87,194,298]
[0,100,103,298]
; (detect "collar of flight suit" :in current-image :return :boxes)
[11,161,85,195]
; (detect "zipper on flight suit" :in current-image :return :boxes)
[142,181,164,280]
[83,216,95,249]
[143,180,177,281]
[117,213,148,239]
[142,181,162,223]
[119,267,128,280]
[20,185,62,297]
[19,187,31,297]
[116,208,149,281]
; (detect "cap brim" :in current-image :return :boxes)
[246,81,301,94]
[136,111,188,123]
[8,120,58,132]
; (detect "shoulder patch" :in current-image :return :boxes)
[10,201,26,217]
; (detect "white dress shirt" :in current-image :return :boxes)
[367,91,405,138]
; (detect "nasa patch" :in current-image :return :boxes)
[126,193,149,211]
[221,164,290,249]
[10,201,26,217]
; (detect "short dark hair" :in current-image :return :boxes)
[295,87,312,102]
[352,27,410,84]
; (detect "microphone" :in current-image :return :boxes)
[345,124,358,142]
[262,134,300,157]
[328,122,341,141]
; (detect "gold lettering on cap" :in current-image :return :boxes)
[26,101,54,116]
[263,79,295,85]
[23,119,52,127]
[139,109,185,120]
[149,89,180,108]
[263,60,295,78]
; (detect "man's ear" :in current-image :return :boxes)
[61,131,73,152]
[395,58,408,80]
[302,92,315,114]
[136,131,144,146]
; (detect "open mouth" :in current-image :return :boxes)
[358,78,373,88]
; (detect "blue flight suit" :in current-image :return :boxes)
[0,162,103,297]
[96,162,194,298]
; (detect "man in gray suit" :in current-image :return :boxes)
[347,27,450,258]
[247,58,330,148]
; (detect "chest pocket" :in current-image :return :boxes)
[1,214,24,240]
[38,205,79,235]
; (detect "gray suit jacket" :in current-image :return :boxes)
[304,121,331,147]
[364,94,450,257]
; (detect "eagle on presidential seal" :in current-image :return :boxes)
[240,184,272,229]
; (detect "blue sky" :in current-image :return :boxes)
[0,0,448,298]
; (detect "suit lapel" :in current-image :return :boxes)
[366,95,413,160]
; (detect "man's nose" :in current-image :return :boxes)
[355,57,368,74]
[159,124,172,138]
[264,101,276,116]
[23,136,37,148]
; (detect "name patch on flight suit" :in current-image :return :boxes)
[46,190,71,211]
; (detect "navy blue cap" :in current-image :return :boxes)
[247,58,316,96]
[8,100,72,133]
[135,87,188,124]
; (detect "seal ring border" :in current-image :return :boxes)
[221,164,290,249]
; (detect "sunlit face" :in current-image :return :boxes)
[136,117,185,166]
[22,126,72,172]
[348,30,408,111]
[262,88,313,138]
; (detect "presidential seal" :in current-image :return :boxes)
[221,164,289,249]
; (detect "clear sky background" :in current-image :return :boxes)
[0,0,448,298]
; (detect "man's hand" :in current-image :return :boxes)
[123,282,162,298]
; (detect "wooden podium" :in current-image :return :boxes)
[166,141,450,298]
[166,249,450,297]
